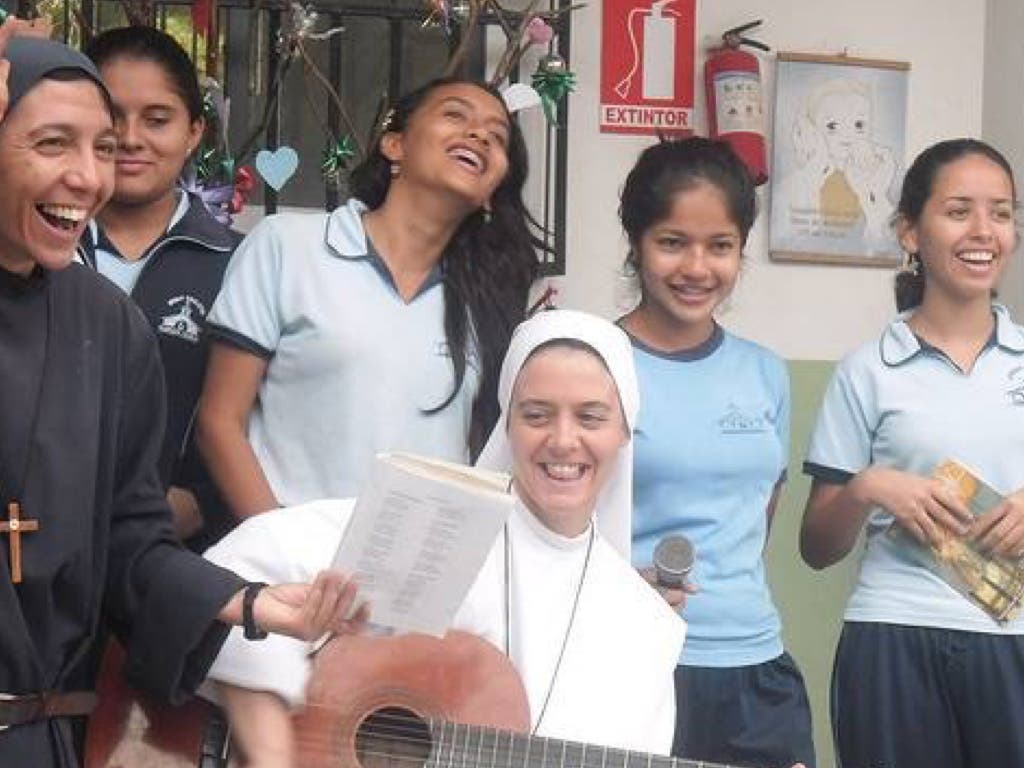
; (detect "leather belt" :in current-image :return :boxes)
[0,691,97,730]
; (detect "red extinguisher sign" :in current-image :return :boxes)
[600,0,696,135]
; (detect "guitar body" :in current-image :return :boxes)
[294,631,531,767]
[86,633,741,768]
[85,631,530,768]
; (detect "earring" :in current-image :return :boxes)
[481,205,492,224]
[901,252,921,276]
[390,163,401,178]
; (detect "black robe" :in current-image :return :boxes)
[0,264,242,766]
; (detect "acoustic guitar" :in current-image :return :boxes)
[85,632,745,768]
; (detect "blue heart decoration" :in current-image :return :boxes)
[255,146,300,191]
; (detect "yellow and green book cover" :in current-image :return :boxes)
[893,459,1024,624]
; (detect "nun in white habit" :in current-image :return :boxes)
[203,310,686,763]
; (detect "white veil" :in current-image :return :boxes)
[475,310,638,558]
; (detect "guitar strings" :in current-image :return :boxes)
[293,706,738,768]
[295,713,738,768]
[295,725,737,768]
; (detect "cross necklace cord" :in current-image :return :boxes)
[0,283,51,584]
[503,514,595,736]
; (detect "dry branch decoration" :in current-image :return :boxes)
[436,0,581,110]
[234,3,356,165]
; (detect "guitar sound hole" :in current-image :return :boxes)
[355,706,432,768]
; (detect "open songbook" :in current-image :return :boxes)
[892,459,1024,624]
[331,452,514,636]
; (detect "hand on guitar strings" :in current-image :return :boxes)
[219,569,371,642]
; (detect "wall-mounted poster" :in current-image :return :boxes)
[599,0,696,135]
[769,52,909,265]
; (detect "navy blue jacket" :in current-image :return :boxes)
[78,193,242,550]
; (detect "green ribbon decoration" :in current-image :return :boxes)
[195,141,220,183]
[531,67,576,125]
[321,136,357,181]
[195,134,234,186]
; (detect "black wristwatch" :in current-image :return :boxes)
[242,582,269,640]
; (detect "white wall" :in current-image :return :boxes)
[984,0,1024,317]
[558,0,987,361]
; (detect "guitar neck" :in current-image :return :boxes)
[428,719,742,768]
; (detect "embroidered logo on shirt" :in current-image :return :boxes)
[435,340,481,370]
[718,403,774,434]
[157,295,206,343]
[1007,366,1024,405]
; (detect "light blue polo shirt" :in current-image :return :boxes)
[630,326,790,666]
[805,303,1024,634]
[207,198,478,506]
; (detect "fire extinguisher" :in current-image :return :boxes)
[704,20,770,185]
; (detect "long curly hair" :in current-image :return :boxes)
[349,77,543,459]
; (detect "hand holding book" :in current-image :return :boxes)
[856,464,973,548]
[890,460,1024,624]
[969,486,1024,560]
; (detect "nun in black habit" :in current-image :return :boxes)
[0,26,367,766]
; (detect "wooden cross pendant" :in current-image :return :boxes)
[1,501,39,584]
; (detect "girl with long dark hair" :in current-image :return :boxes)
[198,78,540,518]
